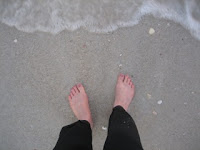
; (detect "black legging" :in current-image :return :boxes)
[53,106,143,150]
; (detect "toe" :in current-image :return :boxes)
[73,86,78,93]
[129,79,132,85]
[75,85,80,93]
[131,83,135,89]
[69,92,74,98]
[118,73,124,82]
[127,77,131,84]
[129,77,133,84]
[71,93,74,99]
[77,83,85,92]
[70,89,75,96]
[68,95,72,100]
[73,87,77,93]
[125,75,129,83]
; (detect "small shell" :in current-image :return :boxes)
[102,126,107,131]
[147,93,152,99]
[14,39,18,43]
[153,111,157,115]
[157,100,162,105]
[149,28,155,35]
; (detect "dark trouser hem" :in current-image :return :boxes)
[53,120,92,150]
[103,106,143,150]
[53,106,143,150]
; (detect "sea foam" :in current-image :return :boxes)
[0,0,199,40]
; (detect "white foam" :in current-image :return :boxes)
[0,0,200,40]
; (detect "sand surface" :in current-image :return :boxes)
[0,16,200,150]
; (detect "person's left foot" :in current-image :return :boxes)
[68,84,93,128]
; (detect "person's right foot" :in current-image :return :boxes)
[114,74,135,111]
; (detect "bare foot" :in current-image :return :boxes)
[68,84,93,128]
[114,74,135,111]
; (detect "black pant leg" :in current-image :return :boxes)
[53,120,92,150]
[103,106,143,150]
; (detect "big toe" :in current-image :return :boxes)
[118,73,125,82]
[77,83,85,93]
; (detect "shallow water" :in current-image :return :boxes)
[0,0,200,40]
